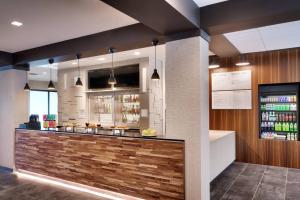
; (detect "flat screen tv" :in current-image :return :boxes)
[88,64,140,89]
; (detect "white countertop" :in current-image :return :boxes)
[209,130,235,142]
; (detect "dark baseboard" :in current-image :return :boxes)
[0,166,13,173]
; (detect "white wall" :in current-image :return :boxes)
[57,57,165,134]
[0,70,28,168]
[165,36,209,200]
[28,80,57,90]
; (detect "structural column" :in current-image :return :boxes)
[165,36,209,200]
[0,69,28,169]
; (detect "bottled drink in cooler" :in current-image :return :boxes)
[290,123,294,132]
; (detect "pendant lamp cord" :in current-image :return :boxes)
[49,63,52,81]
[155,44,157,70]
[77,58,80,77]
[111,51,114,75]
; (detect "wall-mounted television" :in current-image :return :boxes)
[88,64,140,89]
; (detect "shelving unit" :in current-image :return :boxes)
[259,84,300,141]
[89,94,140,128]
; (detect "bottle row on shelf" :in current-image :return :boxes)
[121,113,140,124]
[260,96,297,103]
[261,103,297,111]
[261,112,297,122]
[261,122,298,132]
[98,103,112,114]
[121,103,140,114]
[261,132,298,141]
[120,94,139,103]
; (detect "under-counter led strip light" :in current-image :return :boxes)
[15,171,142,200]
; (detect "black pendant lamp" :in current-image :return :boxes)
[48,58,55,90]
[151,40,160,80]
[75,53,83,87]
[24,63,31,91]
[108,48,117,85]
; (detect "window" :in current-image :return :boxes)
[29,90,58,124]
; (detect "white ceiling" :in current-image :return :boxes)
[193,0,227,7]
[29,45,165,82]
[224,20,300,54]
[0,0,138,53]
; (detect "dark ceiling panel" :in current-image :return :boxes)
[201,0,300,35]
[13,23,164,65]
[209,35,240,57]
[0,51,13,68]
[100,0,200,34]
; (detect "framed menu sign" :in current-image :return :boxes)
[211,70,252,109]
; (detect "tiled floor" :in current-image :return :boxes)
[0,169,110,200]
[211,162,300,200]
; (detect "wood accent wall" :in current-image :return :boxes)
[15,130,185,200]
[209,48,300,168]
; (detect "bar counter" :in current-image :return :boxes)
[15,128,185,200]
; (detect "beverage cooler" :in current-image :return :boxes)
[259,83,299,141]
[89,93,143,129]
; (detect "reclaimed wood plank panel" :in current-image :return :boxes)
[15,130,185,200]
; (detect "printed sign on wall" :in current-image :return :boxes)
[212,70,252,110]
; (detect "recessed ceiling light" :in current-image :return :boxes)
[208,64,220,69]
[97,57,105,61]
[236,62,250,66]
[134,51,141,56]
[11,21,23,27]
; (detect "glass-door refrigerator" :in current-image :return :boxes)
[259,83,299,141]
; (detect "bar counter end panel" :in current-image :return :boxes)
[15,129,185,200]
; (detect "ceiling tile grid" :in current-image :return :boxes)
[193,0,227,7]
[224,20,300,54]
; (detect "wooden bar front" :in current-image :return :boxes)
[15,129,185,200]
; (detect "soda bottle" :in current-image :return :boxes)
[279,122,282,131]
[293,113,296,121]
[290,123,294,132]
[262,112,265,121]
[294,123,298,132]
